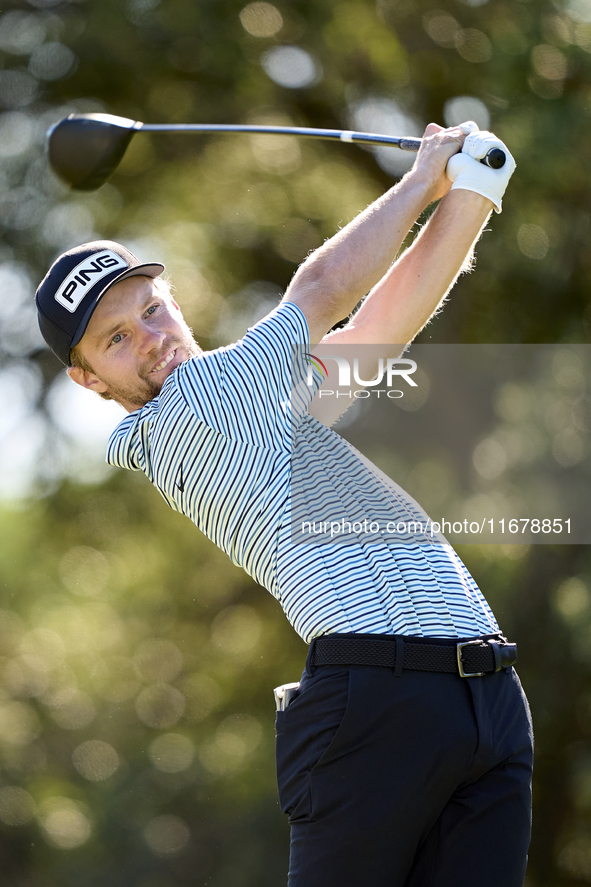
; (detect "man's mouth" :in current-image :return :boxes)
[150,348,177,374]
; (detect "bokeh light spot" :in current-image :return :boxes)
[575,23,591,49]
[210,605,262,659]
[149,732,195,773]
[39,798,92,849]
[273,218,321,263]
[443,96,490,131]
[199,714,262,775]
[0,786,36,826]
[72,740,120,782]
[0,112,35,158]
[28,42,77,81]
[0,11,47,55]
[455,29,493,63]
[553,428,585,467]
[125,0,161,25]
[133,638,183,683]
[144,814,190,856]
[59,546,111,598]
[0,71,38,109]
[531,44,568,80]
[494,383,533,423]
[0,608,25,656]
[240,2,283,37]
[553,578,590,620]
[4,656,50,699]
[91,656,141,703]
[21,630,67,671]
[0,700,41,746]
[422,11,461,48]
[42,203,96,249]
[517,224,549,260]
[250,132,301,173]
[45,689,96,731]
[559,832,591,879]
[349,97,423,177]
[261,46,321,89]
[472,437,508,480]
[406,460,451,510]
[567,0,591,23]
[552,350,585,390]
[135,684,186,729]
[183,673,223,723]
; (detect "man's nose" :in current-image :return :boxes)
[137,322,165,354]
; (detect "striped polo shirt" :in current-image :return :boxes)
[107,301,499,643]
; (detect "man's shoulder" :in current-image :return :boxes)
[176,300,310,388]
[244,300,309,347]
[223,300,309,357]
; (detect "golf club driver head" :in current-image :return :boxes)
[47,113,141,190]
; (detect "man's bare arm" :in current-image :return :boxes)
[307,188,493,426]
[321,187,492,349]
[282,125,467,344]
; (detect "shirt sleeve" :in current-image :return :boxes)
[106,407,150,470]
[175,301,325,451]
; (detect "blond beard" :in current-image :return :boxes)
[101,324,201,410]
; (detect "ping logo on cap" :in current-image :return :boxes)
[55,250,129,313]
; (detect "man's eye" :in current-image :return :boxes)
[146,304,158,316]
[111,333,123,345]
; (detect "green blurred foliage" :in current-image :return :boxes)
[1,0,591,882]
[0,474,306,886]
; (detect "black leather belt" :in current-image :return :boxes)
[311,633,518,678]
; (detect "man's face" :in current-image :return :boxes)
[67,276,201,411]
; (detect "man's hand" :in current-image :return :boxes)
[446,132,516,213]
[408,122,469,204]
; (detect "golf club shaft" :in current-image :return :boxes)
[139,122,422,152]
[139,122,505,167]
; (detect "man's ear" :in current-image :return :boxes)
[67,365,109,394]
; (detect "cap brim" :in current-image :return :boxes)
[69,262,165,361]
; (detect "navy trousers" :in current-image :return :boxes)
[275,637,533,887]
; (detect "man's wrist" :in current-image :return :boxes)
[436,188,495,227]
[398,167,442,210]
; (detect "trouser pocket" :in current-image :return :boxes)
[275,667,351,822]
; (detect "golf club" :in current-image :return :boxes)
[47,113,507,192]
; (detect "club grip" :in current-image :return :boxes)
[482,148,506,169]
[397,139,505,170]
[398,137,422,152]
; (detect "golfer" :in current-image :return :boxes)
[36,123,532,887]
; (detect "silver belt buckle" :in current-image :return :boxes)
[457,640,485,678]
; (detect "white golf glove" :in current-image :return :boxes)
[446,129,516,213]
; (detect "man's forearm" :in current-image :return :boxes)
[284,170,440,341]
[287,171,435,305]
[343,188,493,345]
[308,189,493,428]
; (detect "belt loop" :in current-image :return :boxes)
[489,639,502,673]
[305,637,318,676]
[393,637,404,677]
